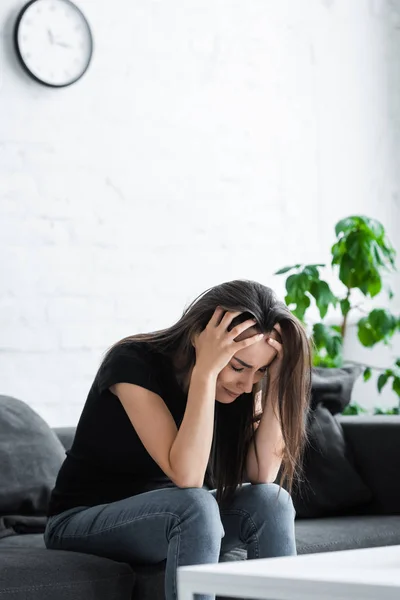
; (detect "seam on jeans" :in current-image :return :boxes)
[220,508,260,559]
[171,520,181,600]
[45,507,88,540]
[53,511,182,539]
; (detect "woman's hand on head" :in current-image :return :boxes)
[192,307,264,378]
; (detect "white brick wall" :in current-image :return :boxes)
[1,0,399,425]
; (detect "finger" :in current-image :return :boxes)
[270,324,282,343]
[268,337,283,355]
[229,318,258,339]
[218,310,243,330]
[209,306,225,327]
[237,333,264,349]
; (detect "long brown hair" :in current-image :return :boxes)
[105,280,312,504]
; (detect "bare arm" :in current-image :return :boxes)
[245,390,284,484]
[169,366,217,487]
[112,365,217,489]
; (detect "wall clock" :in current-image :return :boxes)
[14,0,93,87]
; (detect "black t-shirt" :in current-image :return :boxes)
[47,341,192,517]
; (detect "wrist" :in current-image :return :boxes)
[191,365,219,385]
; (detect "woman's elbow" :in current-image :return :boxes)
[172,472,205,489]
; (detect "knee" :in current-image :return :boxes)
[242,483,295,519]
[174,487,224,537]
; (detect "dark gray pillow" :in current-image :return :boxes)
[0,395,65,515]
[292,405,372,518]
[311,365,363,414]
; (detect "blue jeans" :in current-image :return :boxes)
[44,483,296,600]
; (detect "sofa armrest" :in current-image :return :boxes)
[53,427,76,451]
[337,415,400,515]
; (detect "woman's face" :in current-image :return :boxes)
[215,325,280,403]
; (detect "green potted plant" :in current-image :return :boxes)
[275,216,399,414]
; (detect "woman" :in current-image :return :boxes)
[45,279,312,600]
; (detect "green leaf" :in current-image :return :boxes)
[377,373,389,393]
[291,295,311,322]
[362,217,384,239]
[312,323,343,360]
[374,406,399,415]
[357,309,398,347]
[286,273,309,297]
[345,230,365,260]
[303,267,318,279]
[312,348,343,368]
[393,377,400,398]
[357,317,377,347]
[368,309,397,334]
[305,263,326,268]
[371,240,386,268]
[274,265,301,275]
[332,216,396,295]
[338,253,355,288]
[382,243,397,268]
[302,265,320,279]
[363,367,372,382]
[368,275,382,298]
[284,294,295,306]
[340,298,351,316]
[335,217,359,237]
[342,402,368,415]
[331,240,346,265]
[309,280,337,319]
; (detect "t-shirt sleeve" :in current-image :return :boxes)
[97,344,163,397]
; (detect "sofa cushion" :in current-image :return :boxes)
[2,518,400,600]
[0,395,65,517]
[0,548,134,600]
[0,533,46,548]
[311,366,362,414]
[292,405,372,518]
[53,427,75,451]
[339,416,400,515]
[295,515,400,553]
[0,535,245,600]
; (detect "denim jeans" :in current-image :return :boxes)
[44,483,296,600]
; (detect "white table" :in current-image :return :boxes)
[177,545,400,600]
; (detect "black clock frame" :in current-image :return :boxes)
[13,0,94,88]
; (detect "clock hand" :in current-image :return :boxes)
[54,40,71,48]
[47,29,54,44]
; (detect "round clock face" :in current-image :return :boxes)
[14,0,93,87]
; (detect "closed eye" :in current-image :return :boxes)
[230,365,268,374]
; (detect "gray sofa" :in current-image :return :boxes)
[1,416,400,600]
